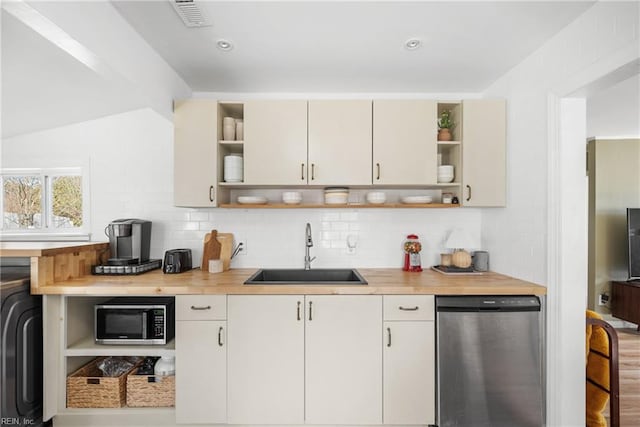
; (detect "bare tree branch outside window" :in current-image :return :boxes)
[2,176,42,228]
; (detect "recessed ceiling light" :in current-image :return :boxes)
[217,39,233,51]
[405,38,422,50]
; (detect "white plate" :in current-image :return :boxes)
[237,196,267,205]
[401,196,433,204]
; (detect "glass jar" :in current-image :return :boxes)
[403,234,423,272]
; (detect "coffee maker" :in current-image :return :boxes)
[106,219,152,265]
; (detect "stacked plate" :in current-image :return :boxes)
[237,196,267,205]
[401,196,433,204]
[437,165,454,183]
[324,187,349,205]
[224,154,243,182]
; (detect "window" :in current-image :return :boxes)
[1,168,90,240]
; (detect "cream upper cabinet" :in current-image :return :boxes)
[308,100,373,185]
[243,100,308,185]
[373,100,438,185]
[462,99,506,207]
[174,99,217,207]
[305,295,382,425]
[227,295,305,425]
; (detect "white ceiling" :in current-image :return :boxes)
[1,1,597,139]
[112,0,595,92]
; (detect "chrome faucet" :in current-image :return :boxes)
[304,222,316,270]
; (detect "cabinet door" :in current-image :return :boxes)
[244,100,308,185]
[462,99,506,207]
[305,295,382,424]
[174,99,217,207]
[373,100,437,185]
[227,295,305,424]
[308,100,372,185]
[175,320,226,424]
[383,321,435,425]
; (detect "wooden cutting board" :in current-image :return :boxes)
[216,233,234,271]
[201,230,222,271]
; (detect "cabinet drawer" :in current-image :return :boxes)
[176,295,227,320]
[383,296,434,321]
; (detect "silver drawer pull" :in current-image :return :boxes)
[398,306,419,311]
[190,305,211,310]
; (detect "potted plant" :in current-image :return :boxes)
[438,110,455,141]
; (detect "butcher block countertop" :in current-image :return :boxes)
[0,241,109,257]
[30,267,547,296]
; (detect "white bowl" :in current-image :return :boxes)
[437,175,454,183]
[366,192,386,204]
[324,194,348,204]
[282,191,302,204]
[438,165,454,174]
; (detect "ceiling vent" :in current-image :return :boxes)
[171,0,211,28]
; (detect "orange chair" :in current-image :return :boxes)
[586,311,620,427]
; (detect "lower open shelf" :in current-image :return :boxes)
[66,337,175,357]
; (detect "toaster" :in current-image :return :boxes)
[163,249,192,274]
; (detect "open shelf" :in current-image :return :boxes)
[66,337,175,357]
[219,203,460,209]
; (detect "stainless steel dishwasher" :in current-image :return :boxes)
[436,295,544,427]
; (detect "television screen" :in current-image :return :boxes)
[627,208,640,279]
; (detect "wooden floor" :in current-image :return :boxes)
[604,328,640,426]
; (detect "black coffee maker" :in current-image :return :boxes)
[106,219,152,265]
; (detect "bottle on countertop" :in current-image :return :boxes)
[403,234,423,272]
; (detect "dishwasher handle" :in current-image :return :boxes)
[436,295,540,312]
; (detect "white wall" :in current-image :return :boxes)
[587,74,640,138]
[1,108,481,269]
[482,2,639,426]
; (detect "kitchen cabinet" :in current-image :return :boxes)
[174,99,218,207]
[228,295,382,425]
[382,296,435,425]
[308,100,372,185]
[305,295,382,424]
[373,100,438,185]
[175,296,227,424]
[461,99,506,207]
[243,100,308,185]
[227,295,305,424]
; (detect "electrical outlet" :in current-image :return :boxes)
[235,239,247,256]
[598,293,609,306]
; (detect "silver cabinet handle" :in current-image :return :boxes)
[398,306,419,311]
[376,163,381,180]
[466,185,471,202]
[308,301,313,321]
[301,163,305,181]
[387,327,391,347]
[311,164,315,180]
[209,186,215,202]
[190,305,211,311]
[218,326,224,346]
[297,301,301,321]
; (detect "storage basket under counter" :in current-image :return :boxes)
[66,356,175,409]
[126,372,175,407]
[67,357,139,408]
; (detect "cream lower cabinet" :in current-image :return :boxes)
[227,295,305,424]
[227,295,382,425]
[308,100,373,185]
[305,295,382,425]
[373,100,438,185]
[243,100,308,185]
[383,295,435,425]
[461,99,506,207]
[175,295,227,424]
[174,99,218,207]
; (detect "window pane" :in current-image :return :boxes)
[2,176,42,229]
[51,176,83,228]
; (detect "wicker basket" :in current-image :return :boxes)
[67,357,139,408]
[126,373,175,407]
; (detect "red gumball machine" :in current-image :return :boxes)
[403,234,423,272]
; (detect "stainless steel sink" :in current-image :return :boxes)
[244,268,368,285]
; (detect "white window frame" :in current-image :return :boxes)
[0,167,91,241]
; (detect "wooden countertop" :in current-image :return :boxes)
[33,268,546,296]
[0,241,109,257]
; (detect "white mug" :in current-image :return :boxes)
[208,259,223,273]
